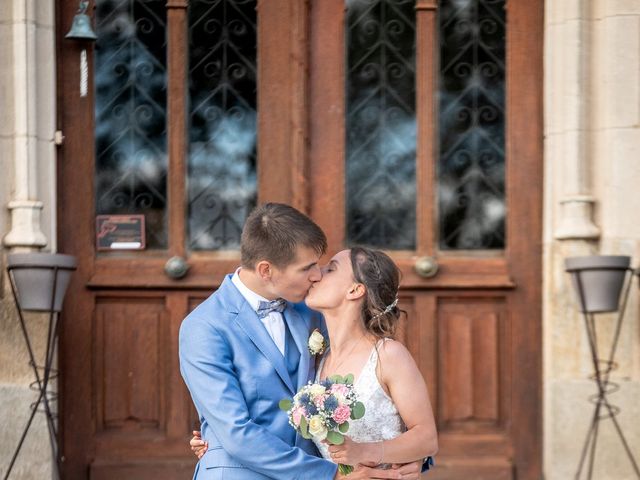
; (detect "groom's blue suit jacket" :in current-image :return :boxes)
[179,274,337,479]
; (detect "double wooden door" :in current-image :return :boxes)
[57,0,542,478]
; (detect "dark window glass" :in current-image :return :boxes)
[346,0,417,250]
[438,0,506,250]
[95,0,168,249]
[187,0,257,250]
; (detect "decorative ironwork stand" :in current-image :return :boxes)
[3,258,76,480]
[568,264,640,480]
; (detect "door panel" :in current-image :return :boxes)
[57,0,542,478]
[95,297,166,431]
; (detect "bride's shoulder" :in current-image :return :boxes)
[377,338,414,364]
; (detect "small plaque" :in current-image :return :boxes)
[96,215,146,250]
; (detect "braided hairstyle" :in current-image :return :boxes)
[350,246,403,339]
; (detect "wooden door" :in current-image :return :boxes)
[308,1,542,479]
[57,0,541,478]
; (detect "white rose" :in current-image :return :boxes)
[308,415,328,441]
[308,384,326,398]
[308,330,325,354]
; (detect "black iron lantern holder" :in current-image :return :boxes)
[3,256,77,480]
[566,257,640,480]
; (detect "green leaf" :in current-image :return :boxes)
[338,464,354,475]
[326,430,344,445]
[329,374,344,384]
[299,416,311,439]
[351,402,365,420]
[338,421,350,433]
[344,373,354,384]
[279,399,292,411]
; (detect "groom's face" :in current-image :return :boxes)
[268,245,323,303]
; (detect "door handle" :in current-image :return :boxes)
[164,256,190,279]
[414,256,438,278]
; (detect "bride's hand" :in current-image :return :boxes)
[328,437,379,466]
[189,430,208,459]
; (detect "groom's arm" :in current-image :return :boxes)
[179,315,338,480]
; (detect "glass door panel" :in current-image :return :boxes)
[187,0,257,251]
[346,0,417,250]
[437,0,506,250]
[94,0,168,249]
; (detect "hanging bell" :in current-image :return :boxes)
[65,1,97,41]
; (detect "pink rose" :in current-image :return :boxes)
[314,394,326,408]
[330,384,350,397]
[292,406,307,426]
[332,405,351,424]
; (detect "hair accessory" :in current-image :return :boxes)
[371,296,399,320]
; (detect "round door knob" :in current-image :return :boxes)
[414,256,438,278]
[164,256,190,279]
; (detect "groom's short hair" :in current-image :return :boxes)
[241,203,327,269]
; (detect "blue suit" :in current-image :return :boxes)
[179,274,337,479]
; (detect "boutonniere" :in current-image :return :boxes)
[308,328,327,355]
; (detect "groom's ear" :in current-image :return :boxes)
[256,260,273,280]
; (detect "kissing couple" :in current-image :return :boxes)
[180,203,437,479]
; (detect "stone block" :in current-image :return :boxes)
[35,25,56,138]
[0,383,54,480]
[594,0,640,19]
[545,379,640,480]
[596,16,640,129]
[0,23,14,137]
[598,129,640,236]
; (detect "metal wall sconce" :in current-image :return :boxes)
[565,255,640,480]
[65,1,97,97]
[3,253,77,480]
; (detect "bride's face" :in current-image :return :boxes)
[305,249,357,310]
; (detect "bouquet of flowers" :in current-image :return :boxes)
[279,374,365,475]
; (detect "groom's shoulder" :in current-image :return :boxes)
[181,276,240,331]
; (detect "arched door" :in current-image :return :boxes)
[57,0,542,478]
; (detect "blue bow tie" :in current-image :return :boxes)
[256,298,287,318]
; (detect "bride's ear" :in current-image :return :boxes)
[346,283,366,300]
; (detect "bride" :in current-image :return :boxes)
[192,247,438,478]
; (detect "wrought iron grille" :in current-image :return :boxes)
[95,0,168,249]
[438,0,506,250]
[345,0,417,250]
[187,0,257,251]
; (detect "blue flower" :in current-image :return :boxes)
[306,403,318,416]
[321,378,334,389]
[298,393,310,405]
[323,395,338,411]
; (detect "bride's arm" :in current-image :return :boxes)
[328,339,438,466]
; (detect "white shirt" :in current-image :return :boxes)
[232,270,286,356]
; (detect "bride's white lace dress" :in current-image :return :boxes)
[313,339,406,463]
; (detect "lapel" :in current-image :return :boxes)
[283,306,311,391]
[222,276,296,395]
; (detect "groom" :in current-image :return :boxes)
[180,203,421,479]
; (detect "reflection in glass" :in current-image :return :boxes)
[346,0,416,250]
[95,0,168,249]
[438,0,506,250]
[187,0,257,251]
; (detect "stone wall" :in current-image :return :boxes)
[544,1,640,478]
[0,0,57,478]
